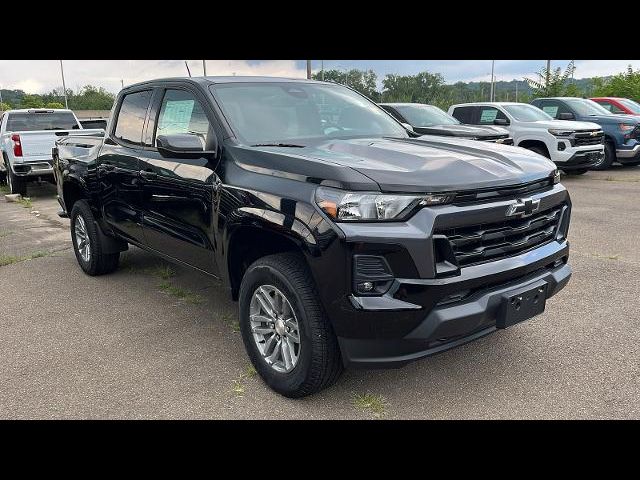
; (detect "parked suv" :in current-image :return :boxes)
[590,97,640,117]
[531,97,640,169]
[53,77,572,397]
[379,103,513,144]
[448,102,604,175]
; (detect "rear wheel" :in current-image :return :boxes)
[239,253,343,398]
[6,162,27,196]
[591,142,615,170]
[70,200,120,276]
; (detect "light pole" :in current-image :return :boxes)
[321,60,324,81]
[546,60,551,90]
[489,60,495,102]
[59,60,69,109]
[306,60,312,79]
[203,60,207,76]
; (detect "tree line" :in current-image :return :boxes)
[2,64,640,113]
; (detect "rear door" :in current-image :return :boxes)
[99,89,152,244]
[450,105,479,124]
[137,85,221,274]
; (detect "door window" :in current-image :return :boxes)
[477,107,508,125]
[155,89,212,146]
[450,106,476,124]
[114,90,152,145]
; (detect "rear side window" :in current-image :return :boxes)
[477,107,508,125]
[154,89,211,146]
[114,90,152,145]
[451,106,476,124]
[6,111,79,131]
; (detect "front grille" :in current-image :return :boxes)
[574,130,604,146]
[435,206,563,267]
[452,177,554,205]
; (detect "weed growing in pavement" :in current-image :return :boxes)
[353,393,388,419]
[0,250,50,267]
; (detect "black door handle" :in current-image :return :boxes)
[139,170,157,180]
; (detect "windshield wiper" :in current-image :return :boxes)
[251,143,305,148]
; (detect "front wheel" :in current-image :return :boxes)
[70,200,120,276]
[239,253,343,398]
[591,143,615,170]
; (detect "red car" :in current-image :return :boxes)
[590,97,640,116]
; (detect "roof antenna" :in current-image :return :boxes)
[185,61,192,77]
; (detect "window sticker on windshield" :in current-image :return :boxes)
[480,109,498,123]
[542,106,558,118]
[158,99,195,134]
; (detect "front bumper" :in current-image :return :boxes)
[340,259,570,368]
[556,149,603,170]
[616,143,640,161]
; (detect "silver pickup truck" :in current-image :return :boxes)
[0,108,103,195]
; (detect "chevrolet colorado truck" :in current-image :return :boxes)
[53,77,572,397]
[380,102,513,144]
[0,108,103,195]
[448,102,604,175]
[531,97,640,169]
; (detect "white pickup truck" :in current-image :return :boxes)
[0,109,103,195]
[448,102,605,175]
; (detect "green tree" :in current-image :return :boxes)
[312,68,379,100]
[68,85,115,110]
[381,71,447,105]
[591,66,640,102]
[525,61,578,98]
[20,94,45,108]
[45,102,65,109]
[0,102,12,111]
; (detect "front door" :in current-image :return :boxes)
[137,87,220,274]
[99,89,153,245]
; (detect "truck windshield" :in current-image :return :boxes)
[393,104,459,127]
[565,99,612,116]
[211,82,407,145]
[503,104,553,122]
[618,98,640,114]
[6,111,80,131]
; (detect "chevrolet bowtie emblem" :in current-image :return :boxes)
[506,198,541,217]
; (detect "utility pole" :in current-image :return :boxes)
[185,61,192,77]
[306,60,312,79]
[203,60,207,76]
[489,60,495,102]
[546,60,551,89]
[121,79,124,90]
[59,60,69,109]
[515,81,518,102]
[321,60,324,81]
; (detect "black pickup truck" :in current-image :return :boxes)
[53,76,572,397]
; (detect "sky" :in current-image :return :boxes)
[1,60,639,94]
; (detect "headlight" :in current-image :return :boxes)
[552,169,560,184]
[315,187,453,221]
[619,123,636,132]
[548,129,574,137]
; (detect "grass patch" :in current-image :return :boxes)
[17,197,33,209]
[0,250,50,266]
[353,393,388,418]
[221,312,241,333]
[158,280,202,304]
[0,184,8,194]
[231,379,245,396]
[149,264,176,280]
[245,364,257,378]
[603,176,640,183]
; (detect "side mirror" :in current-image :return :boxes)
[558,112,575,120]
[156,133,217,159]
[493,118,509,126]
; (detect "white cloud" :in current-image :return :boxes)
[0,60,306,94]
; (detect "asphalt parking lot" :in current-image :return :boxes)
[1,168,639,419]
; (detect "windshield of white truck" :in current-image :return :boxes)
[6,112,80,132]
[211,82,407,145]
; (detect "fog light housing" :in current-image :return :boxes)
[353,255,394,296]
[557,142,566,151]
[359,281,374,292]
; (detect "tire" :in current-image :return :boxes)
[239,252,343,398]
[591,142,615,170]
[5,160,27,196]
[70,200,120,276]
[563,168,588,175]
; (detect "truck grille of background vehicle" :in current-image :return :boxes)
[573,130,604,146]
[435,206,563,268]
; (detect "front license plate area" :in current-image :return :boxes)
[496,281,548,329]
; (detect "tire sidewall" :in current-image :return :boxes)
[239,262,314,395]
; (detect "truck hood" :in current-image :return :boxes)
[412,124,509,138]
[529,119,602,131]
[577,114,640,125]
[243,136,557,193]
